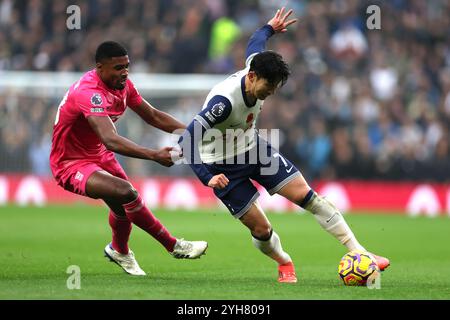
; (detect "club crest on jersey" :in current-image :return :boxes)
[211,102,225,117]
[90,93,103,106]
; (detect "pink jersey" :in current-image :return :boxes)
[50,69,142,180]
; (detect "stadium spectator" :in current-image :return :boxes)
[0,0,449,182]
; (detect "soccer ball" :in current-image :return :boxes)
[338,251,379,286]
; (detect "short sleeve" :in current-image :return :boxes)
[76,90,110,117]
[126,79,143,108]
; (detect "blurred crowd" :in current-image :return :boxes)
[1,0,450,182]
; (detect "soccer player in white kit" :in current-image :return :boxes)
[180,7,389,283]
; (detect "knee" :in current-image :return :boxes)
[294,188,314,207]
[251,223,272,241]
[115,181,138,203]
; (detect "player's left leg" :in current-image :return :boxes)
[253,141,389,271]
[277,176,366,251]
[255,140,365,252]
[277,176,390,271]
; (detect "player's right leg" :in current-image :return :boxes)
[207,160,297,283]
[101,198,145,275]
[103,198,132,255]
[239,202,297,283]
[103,242,146,276]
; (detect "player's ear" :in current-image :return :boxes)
[248,71,257,83]
[96,62,102,70]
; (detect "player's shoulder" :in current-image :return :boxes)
[224,67,248,84]
[73,70,107,98]
[66,71,109,112]
[212,68,247,99]
[77,69,99,88]
[125,78,140,94]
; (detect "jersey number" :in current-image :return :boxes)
[274,153,294,173]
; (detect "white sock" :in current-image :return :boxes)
[305,193,366,252]
[252,230,292,265]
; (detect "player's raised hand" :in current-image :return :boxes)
[153,146,176,167]
[267,7,297,33]
[208,174,229,189]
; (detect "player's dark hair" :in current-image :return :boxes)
[249,51,290,86]
[95,41,128,63]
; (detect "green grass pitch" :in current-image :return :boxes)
[1,205,449,300]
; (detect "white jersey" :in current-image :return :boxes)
[195,63,263,163]
[182,24,277,185]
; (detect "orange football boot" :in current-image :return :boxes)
[278,261,297,283]
[369,253,390,271]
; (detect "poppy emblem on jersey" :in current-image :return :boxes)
[246,113,254,123]
[90,93,103,106]
[211,102,225,117]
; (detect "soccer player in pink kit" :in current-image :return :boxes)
[50,41,207,276]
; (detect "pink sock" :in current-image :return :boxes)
[123,195,177,252]
[108,211,132,254]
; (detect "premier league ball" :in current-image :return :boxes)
[338,251,380,286]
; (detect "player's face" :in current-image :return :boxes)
[253,76,280,100]
[97,56,130,90]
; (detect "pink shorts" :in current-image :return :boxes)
[53,152,128,197]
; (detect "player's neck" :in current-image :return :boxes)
[94,69,114,91]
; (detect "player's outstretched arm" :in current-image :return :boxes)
[87,115,175,167]
[131,98,186,133]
